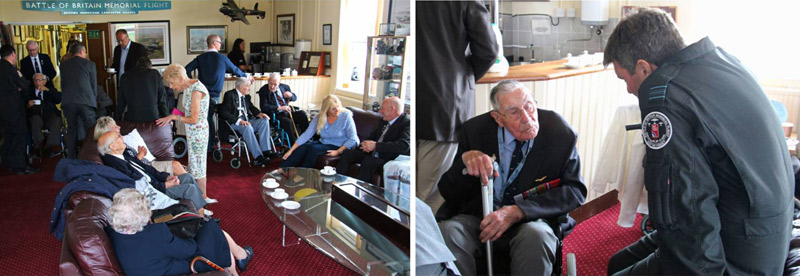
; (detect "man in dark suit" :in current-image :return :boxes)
[219,77,279,166]
[116,56,168,122]
[60,43,97,158]
[0,45,38,174]
[258,72,309,144]
[437,81,586,275]
[416,0,498,213]
[19,41,57,85]
[97,131,208,214]
[336,97,409,183]
[111,29,148,80]
[26,73,62,156]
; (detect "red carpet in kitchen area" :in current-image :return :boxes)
[0,155,355,275]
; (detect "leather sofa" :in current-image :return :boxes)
[80,121,175,164]
[313,106,383,185]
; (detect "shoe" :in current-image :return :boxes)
[265,151,282,159]
[236,245,254,272]
[254,155,268,166]
[9,166,38,175]
[203,209,214,216]
[205,198,218,204]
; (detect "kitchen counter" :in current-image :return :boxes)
[477,59,611,84]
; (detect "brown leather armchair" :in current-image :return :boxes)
[79,121,175,164]
[313,106,383,185]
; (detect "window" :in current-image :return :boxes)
[336,0,380,94]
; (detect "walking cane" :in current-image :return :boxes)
[463,159,499,276]
[285,105,301,138]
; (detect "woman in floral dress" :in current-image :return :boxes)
[157,64,212,201]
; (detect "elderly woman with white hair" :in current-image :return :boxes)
[156,64,214,204]
[107,188,254,276]
[280,94,359,168]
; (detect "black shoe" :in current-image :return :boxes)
[9,166,38,175]
[253,155,268,166]
[264,151,282,159]
[236,245,254,272]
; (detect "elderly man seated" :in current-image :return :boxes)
[94,116,188,177]
[257,72,309,145]
[336,96,410,183]
[437,80,586,275]
[219,77,280,166]
[98,131,210,215]
[26,72,63,157]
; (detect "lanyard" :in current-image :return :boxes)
[496,126,533,189]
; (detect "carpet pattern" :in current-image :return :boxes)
[0,154,356,275]
[562,203,645,276]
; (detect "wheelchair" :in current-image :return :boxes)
[26,115,67,164]
[210,104,276,169]
[269,111,292,154]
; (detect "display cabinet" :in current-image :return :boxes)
[362,35,410,112]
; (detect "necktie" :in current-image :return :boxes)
[33,57,41,73]
[128,158,151,182]
[373,123,390,157]
[239,95,248,122]
[37,90,42,100]
[507,140,524,182]
[275,91,286,106]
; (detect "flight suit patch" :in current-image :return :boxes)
[642,111,672,150]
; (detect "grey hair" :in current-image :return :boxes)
[603,8,686,74]
[97,131,117,155]
[268,72,281,81]
[384,96,403,115]
[25,40,38,49]
[93,116,116,140]
[69,43,86,55]
[234,77,250,89]
[490,80,527,110]
[32,73,48,82]
[206,34,220,47]
[162,63,188,87]
[108,188,151,234]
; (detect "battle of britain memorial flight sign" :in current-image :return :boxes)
[22,0,171,15]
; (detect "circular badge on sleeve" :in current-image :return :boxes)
[642,111,672,150]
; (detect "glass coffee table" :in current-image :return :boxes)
[261,167,410,276]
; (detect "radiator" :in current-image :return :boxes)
[476,70,635,201]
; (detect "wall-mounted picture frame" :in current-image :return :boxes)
[379,23,396,36]
[186,25,228,54]
[276,14,295,46]
[388,0,410,36]
[110,20,172,66]
[322,24,332,45]
[622,6,677,22]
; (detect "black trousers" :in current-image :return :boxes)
[608,231,661,276]
[62,104,95,158]
[1,120,27,170]
[29,114,63,149]
[336,149,387,183]
[275,110,309,145]
[207,97,218,152]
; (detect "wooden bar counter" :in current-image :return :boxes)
[477,59,612,84]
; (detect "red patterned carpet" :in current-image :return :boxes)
[562,204,646,276]
[0,155,355,275]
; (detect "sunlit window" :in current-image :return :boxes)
[337,0,380,93]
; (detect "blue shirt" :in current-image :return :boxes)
[296,109,359,149]
[496,128,534,203]
[119,42,130,77]
[185,50,246,99]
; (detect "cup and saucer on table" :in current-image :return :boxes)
[262,178,279,189]
[270,188,289,200]
[320,166,336,176]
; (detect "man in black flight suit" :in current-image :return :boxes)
[604,8,793,275]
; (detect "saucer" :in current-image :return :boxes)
[281,200,300,210]
[320,170,336,176]
[262,180,279,189]
[270,192,288,200]
[564,63,582,69]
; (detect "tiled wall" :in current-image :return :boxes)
[500,13,618,62]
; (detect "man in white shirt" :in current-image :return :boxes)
[19,41,56,86]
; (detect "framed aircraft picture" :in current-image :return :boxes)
[187,25,228,54]
[110,21,172,66]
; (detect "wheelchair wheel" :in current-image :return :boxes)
[230,158,241,169]
[173,137,187,158]
[212,149,223,162]
[641,215,655,235]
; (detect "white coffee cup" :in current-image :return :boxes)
[33,99,41,105]
[254,73,262,77]
[323,166,336,175]
[225,73,232,78]
[274,188,285,194]
[264,178,277,184]
[107,68,116,73]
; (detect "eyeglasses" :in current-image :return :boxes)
[495,101,536,121]
[34,79,46,82]
[214,40,222,45]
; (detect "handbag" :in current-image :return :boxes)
[151,203,205,239]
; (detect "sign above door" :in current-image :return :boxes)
[22,0,171,15]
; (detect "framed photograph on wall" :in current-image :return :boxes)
[186,25,228,54]
[276,14,295,46]
[110,21,172,66]
[388,0,410,35]
[322,24,332,45]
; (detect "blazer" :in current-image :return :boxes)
[437,110,587,231]
[185,51,246,99]
[19,53,57,82]
[101,150,170,194]
[370,113,411,160]
[25,82,62,121]
[112,41,148,76]
[116,67,168,122]
[416,1,498,142]
[219,88,261,126]
[59,57,97,107]
[257,83,296,115]
[0,59,29,127]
